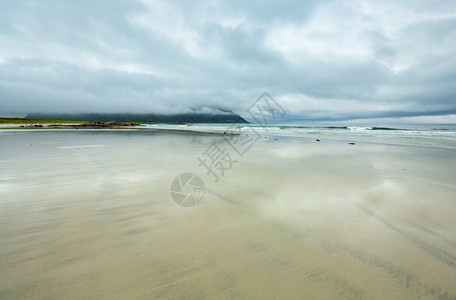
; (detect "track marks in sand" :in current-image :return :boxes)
[242,237,366,298]
[321,243,454,299]
[405,219,456,250]
[351,201,456,271]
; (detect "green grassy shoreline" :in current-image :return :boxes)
[0,117,87,124]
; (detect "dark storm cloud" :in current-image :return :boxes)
[0,0,455,121]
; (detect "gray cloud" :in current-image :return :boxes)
[0,0,455,122]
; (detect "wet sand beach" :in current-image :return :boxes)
[1,129,456,299]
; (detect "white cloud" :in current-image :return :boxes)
[265,0,456,73]
[128,0,208,58]
[0,0,455,121]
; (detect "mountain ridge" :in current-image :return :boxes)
[26,111,248,123]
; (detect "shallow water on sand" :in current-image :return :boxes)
[1,130,456,299]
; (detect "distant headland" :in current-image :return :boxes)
[26,109,248,124]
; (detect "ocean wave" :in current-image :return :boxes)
[348,126,372,131]
[371,127,405,131]
[324,126,348,129]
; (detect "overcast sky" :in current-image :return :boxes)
[1,0,455,122]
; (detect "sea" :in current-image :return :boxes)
[142,123,456,149]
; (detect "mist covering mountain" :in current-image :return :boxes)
[26,108,248,123]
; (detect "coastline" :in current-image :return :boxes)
[0,122,143,130]
[1,129,456,298]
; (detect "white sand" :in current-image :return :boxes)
[1,129,455,299]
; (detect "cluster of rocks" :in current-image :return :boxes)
[19,124,44,128]
[17,121,141,129]
[79,121,110,127]
[77,121,140,128]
